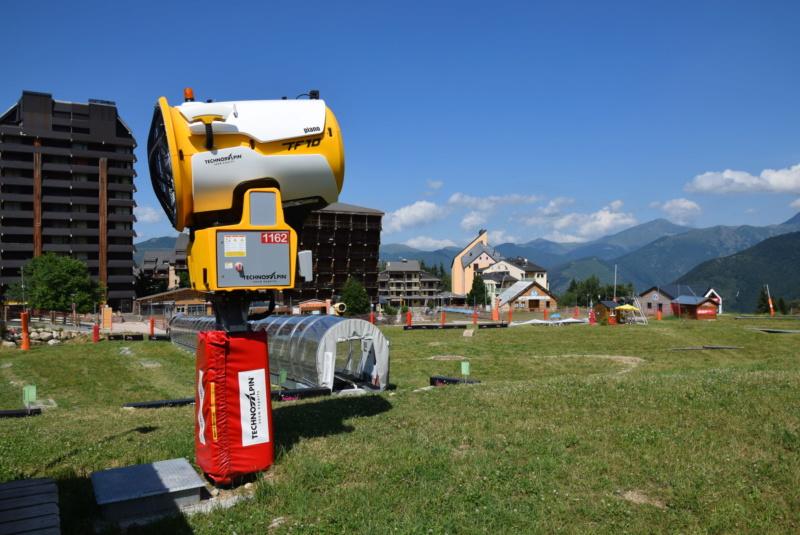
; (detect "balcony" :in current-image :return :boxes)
[1,226,35,236]
[0,242,34,252]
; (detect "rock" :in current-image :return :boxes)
[47,339,61,346]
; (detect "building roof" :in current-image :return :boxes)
[137,288,208,303]
[385,260,420,272]
[480,271,519,285]
[497,281,535,307]
[503,256,546,272]
[319,202,385,215]
[640,285,712,300]
[459,242,504,269]
[419,271,441,282]
[598,300,620,309]
[672,295,716,305]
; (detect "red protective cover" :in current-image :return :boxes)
[195,330,274,485]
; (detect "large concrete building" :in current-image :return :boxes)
[0,91,137,310]
[281,202,384,305]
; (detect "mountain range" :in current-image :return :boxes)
[674,230,800,313]
[134,213,800,312]
[380,214,800,301]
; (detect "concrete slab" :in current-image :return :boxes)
[91,458,205,522]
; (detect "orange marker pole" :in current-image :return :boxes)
[766,285,775,316]
[406,311,412,327]
[20,312,31,351]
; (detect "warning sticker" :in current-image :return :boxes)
[224,235,246,257]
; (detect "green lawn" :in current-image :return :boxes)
[1,316,799,534]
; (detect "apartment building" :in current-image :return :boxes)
[281,202,384,305]
[0,91,137,310]
[378,259,441,307]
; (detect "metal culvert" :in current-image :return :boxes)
[169,315,391,394]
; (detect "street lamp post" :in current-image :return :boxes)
[20,269,27,313]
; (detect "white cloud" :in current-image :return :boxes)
[404,236,456,250]
[134,205,164,224]
[520,200,636,242]
[685,163,800,194]
[487,230,523,244]
[382,201,449,234]
[656,198,702,225]
[448,192,541,210]
[790,198,800,209]
[448,192,542,233]
[427,179,443,190]
[460,210,488,232]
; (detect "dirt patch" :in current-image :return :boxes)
[530,354,645,375]
[622,490,666,509]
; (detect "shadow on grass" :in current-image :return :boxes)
[47,426,195,534]
[57,473,195,535]
[45,426,159,470]
[272,394,393,456]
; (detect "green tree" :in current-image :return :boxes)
[340,276,371,316]
[6,253,105,313]
[439,273,452,293]
[466,275,489,308]
[777,297,788,315]
[177,271,191,289]
[134,271,167,297]
[560,275,603,307]
[755,286,770,314]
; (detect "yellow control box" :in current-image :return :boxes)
[188,188,298,292]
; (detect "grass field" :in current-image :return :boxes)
[1,316,799,534]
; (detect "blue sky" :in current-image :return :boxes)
[4,1,800,249]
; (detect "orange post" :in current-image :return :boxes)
[370,312,374,324]
[406,311,412,327]
[574,307,579,319]
[93,324,100,342]
[20,312,31,351]
[473,310,477,324]
[543,309,548,320]
[149,317,155,336]
[657,310,662,321]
